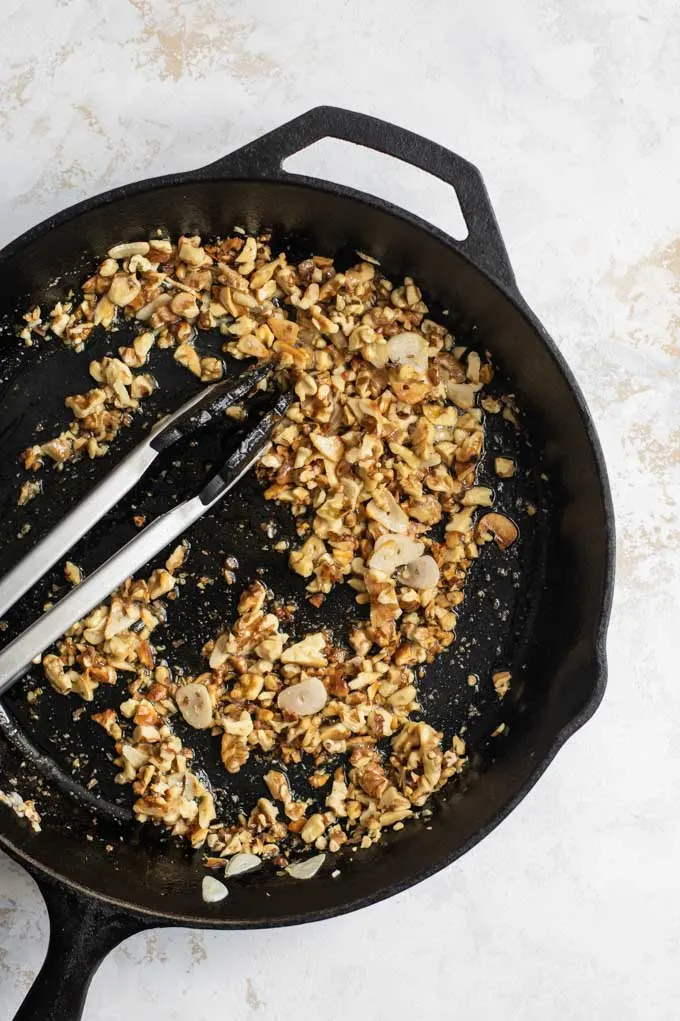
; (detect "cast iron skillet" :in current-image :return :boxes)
[0,107,614,1021]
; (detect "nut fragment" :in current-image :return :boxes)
[280,633,327,667]
[176,683,213,729]
[494,457,516,478]
[107,274,141,307]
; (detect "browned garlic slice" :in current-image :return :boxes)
[386,332,429,374]
[476,513,518,549]
[367,534,425,574]
[399,555,440,590]
[176,682,213,729]
[277,677,327,716]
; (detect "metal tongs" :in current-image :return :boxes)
[0,364,291,696]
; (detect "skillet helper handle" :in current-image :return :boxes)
[13,874,150,1021]
[203,105,516,291]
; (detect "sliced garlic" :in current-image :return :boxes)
[386,332,429,374]
[202,876,228,903]
[367,534,425,574]
[445,381,481,409]
[209,633,230,669]
[285,853,326,880]
[277,677,327,717]
[225,852,262,878]
[176,682,213,729]
[366,489,409,534]
[399,555,440,590]
[107,241,150,260]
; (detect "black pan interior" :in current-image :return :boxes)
[0,178,610,924]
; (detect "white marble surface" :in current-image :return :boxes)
[2,1,680,1018]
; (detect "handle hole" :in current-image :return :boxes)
[283,138,469,241]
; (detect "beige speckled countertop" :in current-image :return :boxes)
[2,1,680,1019]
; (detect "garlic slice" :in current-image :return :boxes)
[285,854,326,880]
[445,381,481,409]
[366,489,410,534]
[176,682,213,729]
[386,332,429,374]
[399,555,440,590]
[277,677,327,717]
[225,852,262,878]
[367,534,425,574]
[202,876,228,903]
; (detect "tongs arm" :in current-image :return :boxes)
[0,393,290,697]
[0,363,269,621]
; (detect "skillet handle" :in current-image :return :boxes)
[13,870,153,1021]
[202,105,516,291]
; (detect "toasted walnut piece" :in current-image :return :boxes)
[476,513,518,550]
[92,708,122,740]
[170,292,200,319]
[64,561,82,586]
[221,732,249,773]
[130,374,156,400]
[17,480,41,506]
[94,295,116,327]
[200,356,223,382]
[492,670,511,698]
[301,814,327,844]
[174,343,202,377]
[264,770,290,803]
[461,486,493,507]
[165,543,187,574]
[268,316,300,345]
[148,569,176,599]
[42,654,71,694]
[108,274,141,307]
[494,457,516,478]
[280,633,327,667]
[179,236,209,266]
[310,433,344,462]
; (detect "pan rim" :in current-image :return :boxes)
[0,169,615,924]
